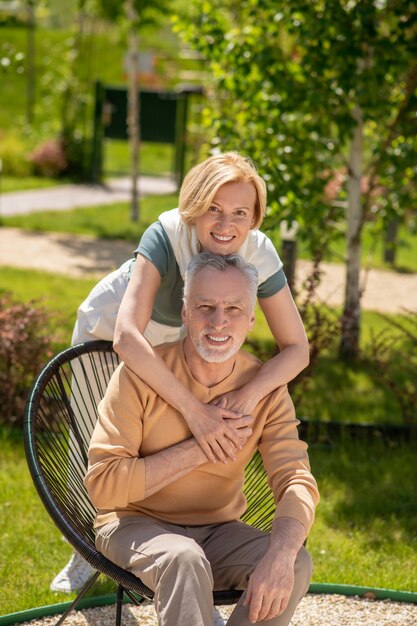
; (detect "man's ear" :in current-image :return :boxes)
[181,303,187,326]
[248,312,255,332]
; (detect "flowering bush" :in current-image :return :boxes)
[30,138,68,178]
[0,293,62,427]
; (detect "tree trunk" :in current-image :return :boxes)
[383,218,398,265]
[26,0,36,125]
[340,107,364,360]
[125,0,140,222]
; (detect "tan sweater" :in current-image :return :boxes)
[84,340,319,533]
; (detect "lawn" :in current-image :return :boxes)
[0,194,178,241]
[297,222,417,274]
[308,438,417,591]
[1,427,416,616]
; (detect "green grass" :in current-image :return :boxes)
[0,427,116,615]
[0,428,416,616]
[295,352,402,425]
[308,439,417,591]
[104,140,175,178]
[0,175,64,192]
[296,222,417,274]
[0,193,178,240]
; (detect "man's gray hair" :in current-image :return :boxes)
[183,252,258,308]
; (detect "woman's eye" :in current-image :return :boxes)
[209,206,220,212]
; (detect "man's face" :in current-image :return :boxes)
[182,266,255,363]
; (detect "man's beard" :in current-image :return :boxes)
[189,328,245,363]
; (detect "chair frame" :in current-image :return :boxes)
[24,340,275,625]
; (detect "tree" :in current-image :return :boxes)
[97,0,171,221]
[177,0,417,358]
[125,0,141,221]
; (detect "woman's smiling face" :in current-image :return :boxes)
[195,181,256,254]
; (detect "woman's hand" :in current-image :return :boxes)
[212,386,260,417]
[187,398,253,463]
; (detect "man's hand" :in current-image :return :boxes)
[243,517,306,623]
[243,549,295,623]
[187,399,253,463]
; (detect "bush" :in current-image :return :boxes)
[0,292,63,427]
[366,310,417,426]
[29,138,68,178]
[0,131,33,177]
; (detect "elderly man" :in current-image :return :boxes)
[84,252,319,626]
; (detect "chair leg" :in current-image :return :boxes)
[115,585,124,626]
[123,587,148,606]
[54,571,100,626]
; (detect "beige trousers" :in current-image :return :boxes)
[96,516,312,626]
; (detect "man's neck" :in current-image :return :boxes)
[183,339,236,388]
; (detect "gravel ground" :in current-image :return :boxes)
[13,594,417,626]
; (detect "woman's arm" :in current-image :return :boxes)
[215,285,309,414]
[113,255,243,463]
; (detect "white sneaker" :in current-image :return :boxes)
[213,607,226,626]
[50,551,96,593]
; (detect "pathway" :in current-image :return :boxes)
[0,176,177,216]
[2,226,416,313]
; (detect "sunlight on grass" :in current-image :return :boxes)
[309,440,417,591]
[0,193,178,241]
[0,176,64,193]
[0,429,116,614]
[296,222,417,274]
[104,140,174,177]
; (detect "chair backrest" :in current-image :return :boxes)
[25,341,119,547]
[24,340,275,599]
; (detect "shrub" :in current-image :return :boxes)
[366,310,417,426]
[0,292,63,427]
[0,131,33,177]
[29,138,68,178]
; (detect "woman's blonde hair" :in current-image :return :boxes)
[178,152,266,230]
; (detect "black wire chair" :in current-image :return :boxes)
[24,340,275,626]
